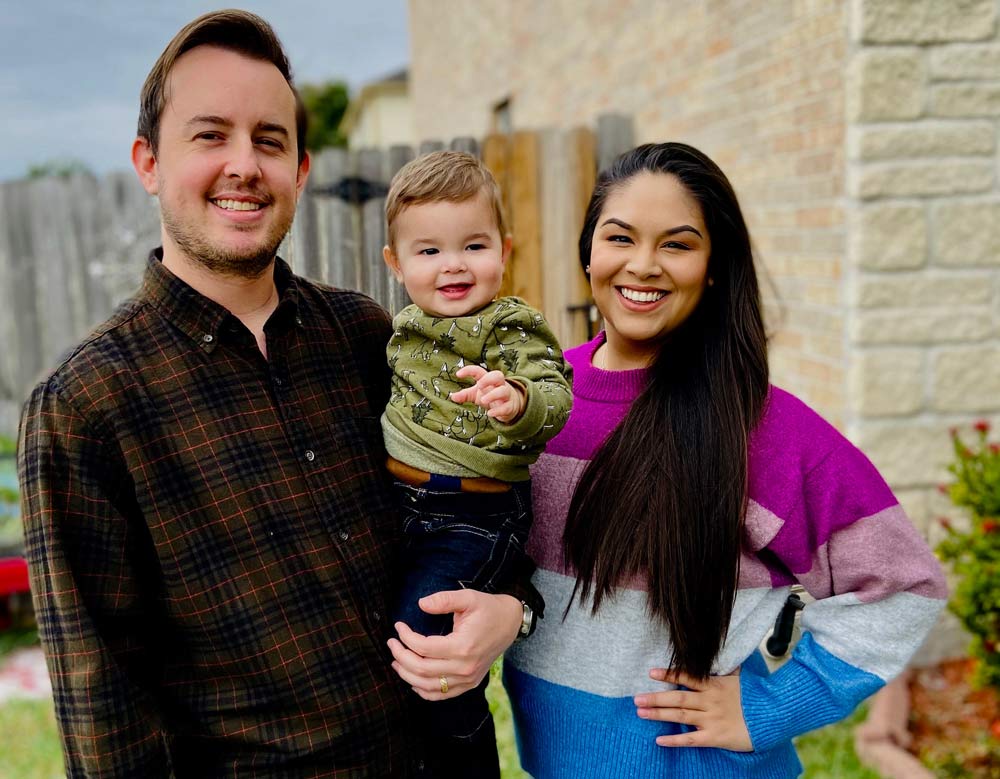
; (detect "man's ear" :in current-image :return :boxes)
[131,137,159,195]
[383,245,404,283]
[295,150,311,200]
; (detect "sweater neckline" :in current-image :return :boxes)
[571,332,650,402]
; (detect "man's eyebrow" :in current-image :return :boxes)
[185,115,232,129]
[599,217,703,239]
[257,122,290,138]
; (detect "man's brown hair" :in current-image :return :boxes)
[137,9,308,163]
[385,151,508,248]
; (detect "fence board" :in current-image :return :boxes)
[504,131,543,309]
[539,127,595,347]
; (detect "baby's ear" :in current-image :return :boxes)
[500,235,513,266]
[383,245,404,282]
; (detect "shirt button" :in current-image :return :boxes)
[295,317,304,327]
[304,450,315,462]
[338,530,350,541]
[273,376,283,387]
[372,609,381,622]
[202,333,214,344]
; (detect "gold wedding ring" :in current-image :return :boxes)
[439,675,449,694]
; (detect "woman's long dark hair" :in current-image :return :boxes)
[563,143,769,680]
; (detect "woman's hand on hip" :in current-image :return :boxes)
[634,668,753,752]
[387,589,522,700]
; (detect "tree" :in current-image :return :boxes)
[25,158,94,179]
[300,80,350,152]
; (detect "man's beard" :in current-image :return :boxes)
[161,203,292,280]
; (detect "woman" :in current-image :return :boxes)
[503,142,947,778]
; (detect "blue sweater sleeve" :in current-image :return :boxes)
[740,632,884,751]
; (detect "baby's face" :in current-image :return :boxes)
[384,191,509,318]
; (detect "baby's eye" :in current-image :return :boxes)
[419,248,439,256]
[466,243,487,251]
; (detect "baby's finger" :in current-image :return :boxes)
[455,365,487,381]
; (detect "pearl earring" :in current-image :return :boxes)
[585,264,591,273]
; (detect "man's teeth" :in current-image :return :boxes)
[214,199,262,211]
[619,288,667,303]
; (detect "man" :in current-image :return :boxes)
[18,11,532,777]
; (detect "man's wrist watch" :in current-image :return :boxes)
[516,600,536,640]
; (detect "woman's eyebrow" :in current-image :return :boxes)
[600,217,703,239]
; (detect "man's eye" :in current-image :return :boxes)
[196,132,223,141]
[257,137,283,149]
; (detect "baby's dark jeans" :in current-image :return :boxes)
[392,479,532,779]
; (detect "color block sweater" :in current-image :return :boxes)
[504,334,948,779]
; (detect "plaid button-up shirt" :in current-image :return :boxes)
[19,253,423,778]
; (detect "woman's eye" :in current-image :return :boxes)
[608,234,632,244]
[663,241,691,251]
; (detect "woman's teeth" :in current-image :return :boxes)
[619,288,666,303]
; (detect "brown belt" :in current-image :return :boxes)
[386,456,512,494]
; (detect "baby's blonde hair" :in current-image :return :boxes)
[385,151,507,248]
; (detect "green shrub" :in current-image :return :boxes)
[937,420,1000,691]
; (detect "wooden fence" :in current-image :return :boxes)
[0,114,634,437]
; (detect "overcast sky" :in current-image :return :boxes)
[0,0,409,181]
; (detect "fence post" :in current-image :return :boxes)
[539,126,596,347]
[596,113,634,173]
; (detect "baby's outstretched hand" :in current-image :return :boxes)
[450,365,525,423]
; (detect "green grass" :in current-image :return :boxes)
[0,698,63,779]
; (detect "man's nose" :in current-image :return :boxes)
[223,136,262,182]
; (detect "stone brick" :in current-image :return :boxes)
[934,201,1000,267]
[857,0,996,44]
[930,44,1000,80]
[849,349,924,416]
[853,203,926,270]
[848,49,924,121]
[857,161,994,199]
[932,346,1000,412]
[894,487,931,533]
[854,421,954,488]
[931,84,1000,117]
[852,310,992,345]
[855,121,995,160]
[855,274,993,308]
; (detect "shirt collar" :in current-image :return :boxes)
[140,248,301,352]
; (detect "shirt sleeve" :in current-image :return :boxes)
[739,443,948,752]
[18,380,171,777]
[482,303,573,446]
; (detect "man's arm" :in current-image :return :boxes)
[19,380,170,777]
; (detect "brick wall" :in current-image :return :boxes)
[846,0,1000,556]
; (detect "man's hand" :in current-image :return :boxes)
[634,668,753,752]
[449,365,525,423]
[387,590,522,700]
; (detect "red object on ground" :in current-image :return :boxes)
[0,557,29,596]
